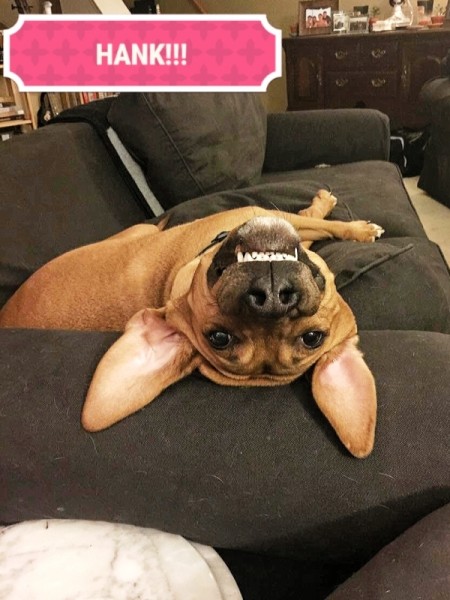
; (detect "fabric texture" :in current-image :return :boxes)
[318,237,450,332]
[264,109,390,173]
[418,76,450,207]
[1,328,449,570]
[0,123,148,307]
[107,92,267,208]
[327,502,450,599]
[50,98,156,217]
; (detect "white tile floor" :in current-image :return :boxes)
[404,176,450,266]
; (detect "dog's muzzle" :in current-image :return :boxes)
[207,217,326,319]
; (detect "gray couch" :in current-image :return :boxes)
[419,49,450,208]
[1,93,449,599]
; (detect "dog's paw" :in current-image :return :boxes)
[348,221,385,243]
[314,189,338,213]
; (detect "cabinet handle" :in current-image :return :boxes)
[334,50,348,60]
[371,78,386,88]
[335,78,349,87]
[371,48,386,59]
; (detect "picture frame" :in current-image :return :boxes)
[332,11,349,33]
[348,13,369,33]
[298,0,339,36]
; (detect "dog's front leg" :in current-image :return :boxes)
[288,215,384,245]
[298,189,337,220]
[297,190,337,249]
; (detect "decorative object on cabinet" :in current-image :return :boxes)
[386,0,414,28]
[333,11,349,32]
[348,13,370,33]
[298,0,338,35]
[283,29,450,129]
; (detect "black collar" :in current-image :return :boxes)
[197,231,229,256]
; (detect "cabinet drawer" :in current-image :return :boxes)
[359,40,398,69]
[324,42,360,71]
[325,71,398,100]
[324,40,398,71]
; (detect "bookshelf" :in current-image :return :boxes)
[0,31,37,140]
[45,92,117,116]
[0,63,37,133]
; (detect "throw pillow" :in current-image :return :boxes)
[107,92,267,209]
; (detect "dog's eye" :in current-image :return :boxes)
[300,330,325,349]
[207,330,233,350]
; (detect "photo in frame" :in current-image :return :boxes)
[298,0,339,35]
[333,11,349,32]
[348,13,369,32]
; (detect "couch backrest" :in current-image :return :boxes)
[108,92,267,210]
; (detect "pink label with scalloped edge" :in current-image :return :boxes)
[3,15,281,91]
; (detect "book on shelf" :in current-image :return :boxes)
[0,107,25,121]
[79,92,117,104]
[42,92,118,120]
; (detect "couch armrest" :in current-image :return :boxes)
[263,108,390,173]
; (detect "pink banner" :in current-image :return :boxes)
[3,15,281,92]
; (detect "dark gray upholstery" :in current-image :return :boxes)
[327,502,450,599]
[418,69,450,207]
[1,95,449,599]
[1,329,449,560]
[264,109,390,172]
[108,92,267,208]
[0,123,148,307]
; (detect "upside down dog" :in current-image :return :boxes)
[0,190,384,458]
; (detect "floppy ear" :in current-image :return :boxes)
[311,336,377,458]
[81,308,199,432]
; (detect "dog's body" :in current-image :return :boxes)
[0,191,382,457]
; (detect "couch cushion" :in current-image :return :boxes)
[0,123,148,308]
[327,503,450,600]
[260,160,427,239]
[1,327,449,570]
[318,237,450,333]
[107,92,267,209]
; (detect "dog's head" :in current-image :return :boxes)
[82,216,376,458]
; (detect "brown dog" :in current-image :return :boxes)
[0,190,383,457]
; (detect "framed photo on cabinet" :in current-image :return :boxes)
[298,0,339,35]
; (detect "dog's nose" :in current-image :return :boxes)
[239,261,323,318]
[244,276,300,317]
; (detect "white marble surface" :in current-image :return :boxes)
[0,520,242,600]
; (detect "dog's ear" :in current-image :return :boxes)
[81,308,199,432]
[311,336,376,458]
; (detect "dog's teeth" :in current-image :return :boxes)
[236,250,299,263]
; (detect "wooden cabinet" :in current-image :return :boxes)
[283,29,450,129]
